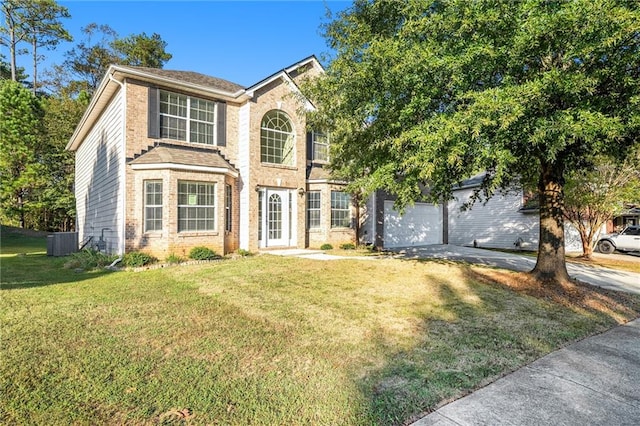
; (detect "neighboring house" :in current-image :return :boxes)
[608,205,640,232]
[67,56,356,257]
[363,174,585,252]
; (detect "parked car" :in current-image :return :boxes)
[597,225,640,254]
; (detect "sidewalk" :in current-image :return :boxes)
[413,318,640,426]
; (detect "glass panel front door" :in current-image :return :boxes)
[259,189,295,247]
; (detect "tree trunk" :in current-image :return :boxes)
[32,38,37,94]
[531,161,571,283]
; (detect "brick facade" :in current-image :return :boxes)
[70,57,355,259]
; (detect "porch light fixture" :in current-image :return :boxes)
[297,187,305,196]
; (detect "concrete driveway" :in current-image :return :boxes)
[393,245,640,295]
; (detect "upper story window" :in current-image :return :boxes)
[261,110,294,166]
[311,131,329,162]
[160,90,216,145]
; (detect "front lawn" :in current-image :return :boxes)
[2,236,639,425]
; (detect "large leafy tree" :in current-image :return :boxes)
[34,92,89,231]
[307,0,640,283]
[0,79,45,228]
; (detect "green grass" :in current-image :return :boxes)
[2,234,639,425]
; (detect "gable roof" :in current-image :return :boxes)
[67,56,322,152]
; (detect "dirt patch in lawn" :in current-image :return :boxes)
[468,267,640,324]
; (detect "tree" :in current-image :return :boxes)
[563,153,640,258]
[20,0,72,93]
[0,0,28,81]
[112,32,172,68]
[62,23,119,94]
[306,0,640,284]
[34,92,89,231]
[0,79,45,228]
[61,24,172,95]
[0,53,27,82]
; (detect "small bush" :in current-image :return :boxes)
[236,249,253,257]
[122,251,157,267]
[64,249,118,270]
[189,246,218,260]
[320,243,333,250]
[166,253,184,264]
[340,242,356,250]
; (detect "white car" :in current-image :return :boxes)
[597,225,640,254]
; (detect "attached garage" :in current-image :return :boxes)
[383,201,443,248]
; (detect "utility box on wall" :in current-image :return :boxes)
[47,232,78,256]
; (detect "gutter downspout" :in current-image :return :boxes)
[108,73,127,257]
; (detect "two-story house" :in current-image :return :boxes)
[67,56,356,257]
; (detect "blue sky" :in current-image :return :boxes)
[13,1,351,87]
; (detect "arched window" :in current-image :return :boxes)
[260,110,294,165]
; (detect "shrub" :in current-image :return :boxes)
[320,243,333,250]
[122,251,157,268]
[63,249,118,270]
[236,249,253,257]
[340,242,356,250]
[189,246,218,260]
[166,253,184,264]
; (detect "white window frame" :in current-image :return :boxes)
[160,90,217,145]
[177,181,216,232]
[331,191,351,228]
[260,110,295,165]
[144,180,163,232]
[311,131,329,162]
[307,191,321,229]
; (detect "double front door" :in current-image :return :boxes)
[258,188,297,248]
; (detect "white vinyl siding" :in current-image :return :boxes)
[448,188,539,250]
[75,90,124,254]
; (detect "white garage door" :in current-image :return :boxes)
[383,201,442,248]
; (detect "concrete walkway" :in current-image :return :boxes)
[413,318,640,426]
[264,248,378,261]
[395,245,640,295]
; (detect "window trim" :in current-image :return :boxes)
[177,181,216,232]
[311,131,329,163]
[307,190,321,229]
[260,110,295,165]
[331,191,351,229]
[143,180,163,232]
[159,89,217,145]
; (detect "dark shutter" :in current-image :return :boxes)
[147,86,160,139]
[217,101,227,147]
[306,131,313,162]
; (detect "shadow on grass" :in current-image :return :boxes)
[357,262,640,425]
[1,252,117,291]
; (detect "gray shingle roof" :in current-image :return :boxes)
[119,66,245,93]
[130,143,237,172]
